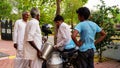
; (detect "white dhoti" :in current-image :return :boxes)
[30,57,43,68]
[14,50,30,68]
[23,43,43,68]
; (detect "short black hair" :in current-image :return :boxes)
[54,15,64,22]
[76,7,90,20]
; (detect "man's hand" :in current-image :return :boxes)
[94,30,106,45]
[14,44,17,49]
[75,40,83,46]
[54,45,59,49]
[78,40,83,46]
[42,37,47,43]
[37,50,42,58]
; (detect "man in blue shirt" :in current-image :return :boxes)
[72,7,106,68]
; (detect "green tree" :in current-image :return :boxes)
[0,0,12,19]
[61,0,88,30]
[13,0,56,24]
[89,0,120,62]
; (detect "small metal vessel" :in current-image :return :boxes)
[41,43,54,60]
[47,52,63,68]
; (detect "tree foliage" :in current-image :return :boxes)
[0,0,88,25]
[61,0,88,29]
[0,0,12,19]
[12,0,56,25]
[89,0,120,62]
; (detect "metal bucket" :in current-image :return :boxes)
[41,43,54,60]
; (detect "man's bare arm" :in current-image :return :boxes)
[28,41,42,57]
[28,41,40,51]
[72,30,83,46]
[94,30,106,45]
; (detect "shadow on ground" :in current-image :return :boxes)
[0,52,9,58]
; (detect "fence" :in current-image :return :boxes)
[0,19,12,40]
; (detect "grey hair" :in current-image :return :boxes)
[30,7,40,18]
[22,11,29,16]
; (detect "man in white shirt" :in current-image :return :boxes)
[13,11,29,68]
[54,15,75,51]
[23,7,42,68]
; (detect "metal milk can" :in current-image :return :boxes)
[47,52,63,68]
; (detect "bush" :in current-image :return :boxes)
[89,0,120,62]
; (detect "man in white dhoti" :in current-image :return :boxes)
[13,11,29,68]
[54,15,76,51]
[23,7,43,68]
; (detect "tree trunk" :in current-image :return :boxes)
[99,45,102,63]
[71,11,74,33]
[56,0,61,15]
[54,0,61,45]
[0,18,1,34]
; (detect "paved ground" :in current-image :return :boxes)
[0,39,120,68]
[94,60,120,68]
[0,40,15,68]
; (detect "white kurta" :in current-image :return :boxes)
[13,19,29,68]
[13,19,27,50]
[56,22,72,50]
[23,18,43,68]
[23,18,42,60]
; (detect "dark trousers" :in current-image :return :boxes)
[76,49,94,68]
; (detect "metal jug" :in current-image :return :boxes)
[47,52,63,68]
[41,42,54,60]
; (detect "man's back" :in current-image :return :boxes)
[75,20,102,52]
[57,22,75,50]
[57,23,71,44]
[23,18,42,60]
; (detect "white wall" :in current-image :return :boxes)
[102,42,120,60]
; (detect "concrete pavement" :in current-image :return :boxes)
[0,40,15,68]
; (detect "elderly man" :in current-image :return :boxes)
[23,7,42,68]
[13,11,29,68]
